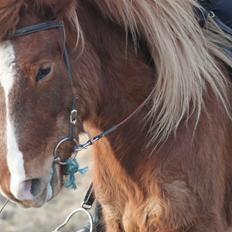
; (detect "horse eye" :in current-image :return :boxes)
[36,65,52,82]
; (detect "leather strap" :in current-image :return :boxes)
[14,21,63,37]
[14,21,73,83]
[82,183,95,210]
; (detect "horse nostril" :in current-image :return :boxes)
[12,178,44,201]
[30,178,42,197]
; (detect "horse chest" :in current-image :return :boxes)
[91,136,163,231]
[92,135,133,207]
[83,124,128,201]
[85,124,195,231]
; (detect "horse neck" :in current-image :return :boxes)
[73,1,232,180]
[73,1,155,173]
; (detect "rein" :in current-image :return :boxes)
[0,200,9,214]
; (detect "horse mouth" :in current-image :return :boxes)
[0,160,65,208]
[19,163,63,208]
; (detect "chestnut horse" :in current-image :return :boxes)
[1,0,232,231]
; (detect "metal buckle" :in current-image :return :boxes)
[209,11,215,18]
[82,202,93,210]
[70,109,78,125]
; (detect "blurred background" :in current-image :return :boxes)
[0,135,93,232]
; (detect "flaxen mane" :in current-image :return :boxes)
[0,0,23,40]
[93,0,232,143]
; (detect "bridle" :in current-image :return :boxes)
[8,19,151,230]
[13,19,151,160]
[13,21,80,163]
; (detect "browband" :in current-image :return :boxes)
[14,21,63,37]
[13,20,73,82]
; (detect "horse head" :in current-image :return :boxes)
[0,0,83,208]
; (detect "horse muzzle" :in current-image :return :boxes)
[2,163,63,208]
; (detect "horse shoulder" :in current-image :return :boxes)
[84,122,202,231]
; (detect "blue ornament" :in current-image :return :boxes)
[63,159,88,189]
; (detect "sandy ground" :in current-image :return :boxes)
[0,135,93,232]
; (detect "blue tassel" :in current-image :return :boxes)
[63,159,88,190]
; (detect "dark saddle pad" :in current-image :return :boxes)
[199,0,232,34]
[200,0,232,28]
[199,0,232,58]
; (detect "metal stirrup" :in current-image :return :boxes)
[53,208,93,232]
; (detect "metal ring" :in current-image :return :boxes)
[53,207,93,232]
[53,137,78,164]
[209,11,215,18]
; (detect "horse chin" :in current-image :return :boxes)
[0,163,64,208]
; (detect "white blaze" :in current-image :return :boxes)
[0,41,26,199]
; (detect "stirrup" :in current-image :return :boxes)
[52,207,93,232]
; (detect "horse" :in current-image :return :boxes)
[0,0,232,231]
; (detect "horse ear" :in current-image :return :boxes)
[0,0,24,41]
